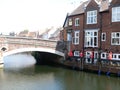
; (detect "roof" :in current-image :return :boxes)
[28,32,36,37]
[70,0,111,15]
[63,13,69,27]
[19,30,28,35]
[63,0,111,26]
[51,27,62,37]
[69,1,89,16]
[18,30,29,37]
[100,0,110,12]
[40,28,51,35]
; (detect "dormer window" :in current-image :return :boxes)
[68,18,72,26]
[112,7,120,22]
[87,10,97,24]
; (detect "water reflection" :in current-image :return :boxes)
[4,53,36,70]
[0,54,120,90]
[0,67,58,90]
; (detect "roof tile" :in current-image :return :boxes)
[69,1,89,16]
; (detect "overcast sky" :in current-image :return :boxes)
[0,0,83,34]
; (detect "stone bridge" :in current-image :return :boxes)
[0,36,65,67]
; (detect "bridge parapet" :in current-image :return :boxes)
[0,36,58,50]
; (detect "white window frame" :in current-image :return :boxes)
[101,52,107,59]
[85,51,98,63]
[112,54,120,60]
[94,51,98,59]
[75,18,80,26]
[85,51,91,63]
[92,51,98,63]
[101,33,106,41]
[87,10,97,24]
[72,31,80,45]
[67,33,72,41]
[85,30,98,47]
[111,32,120,45]
[74,51,80,57]
[112,7,120,22]
[68,18,72,26]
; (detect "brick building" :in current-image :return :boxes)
[63,0,120,61]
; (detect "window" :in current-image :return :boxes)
[67,32,72,41]
[87,10,97,24]
[112,54,120,60]
[111,32,120,45]
[118,55,120,59]
[112,7,120,22]
[85,30,98,47]
[74,51,80,57]
[72,31,80,45]
[93,51,98,63]
[113,54,117,58]
[101,33,106,41]
[85,51,91,63]
[101,52,107,59]
[94,52,98,59]
[68,18,72,26]
[75,18,80,26]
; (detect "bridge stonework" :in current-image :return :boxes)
[0,36,65,68]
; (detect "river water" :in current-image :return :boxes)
[0,54,120,90]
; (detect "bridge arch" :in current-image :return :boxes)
[0,36,65,67]
[3,47,64,58]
